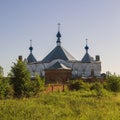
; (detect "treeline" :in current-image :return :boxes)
[0,60,120,99]
[69,75,120,97]
[0,60,45,99]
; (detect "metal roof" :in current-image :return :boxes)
[48,62,71,69]
[27,53,37,63]
[81,52,94,63]
[42,46,76,62]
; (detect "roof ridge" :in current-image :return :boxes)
[27,53,37,63]
[81,52,93,63]
[42,45,76,62]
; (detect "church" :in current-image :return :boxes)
[26,25,101,83]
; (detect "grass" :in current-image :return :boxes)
[0,91,120,120]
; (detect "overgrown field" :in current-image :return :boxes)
[0,91,120,120]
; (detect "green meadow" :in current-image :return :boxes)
[0,91,120,120]
[1,62,120,120]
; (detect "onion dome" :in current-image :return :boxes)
[56,23,61,46]
[27,40,37,63]
[85,39,89,53]
[29,40,33,53]
[81,39,94,63]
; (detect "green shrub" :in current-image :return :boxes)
[9,60,45,98]
[105,75,120,92]
[29,74,45,96]
[0,77,13,99]
[90,82,104,97]
[10,60,32,98]
[68,80,90,91]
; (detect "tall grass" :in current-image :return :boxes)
[0,91,120,120]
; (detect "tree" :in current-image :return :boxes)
[0,77,14,99]
[30,74,45,96]
[10,60,31,97]
[0,66,4,77]
[105,75,120,92]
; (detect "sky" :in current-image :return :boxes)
[0,0,120,76]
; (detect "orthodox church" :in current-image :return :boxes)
[26,25,101,83]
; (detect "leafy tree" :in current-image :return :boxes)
[0,66,4,77]
[34,74,45,91]
[69,80,90,91]
[10,60,31,97]
[30,74,45,96]
[0,66,14,99]
[0,77,14,99]
[10,60,45,98]
[90,82,104,97]
[105,75,120,92]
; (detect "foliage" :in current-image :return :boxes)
[0,92,120,120]
[0,66,13,99]
[0,66,4,77]
[105,75,120,92]
[29,74,45,96]
[69,79,109,97]
[0,77,13,99]
[10,60,31,97]
[35,74,45,91]
[90,82,104,97]
[9,60,45,98]
[68,80,90,91]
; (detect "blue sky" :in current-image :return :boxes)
[0,0,120,75]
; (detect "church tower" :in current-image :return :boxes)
[81,39,93,63]
[56,23,61,46]
[42,23,76,62]
[27,40,37,63]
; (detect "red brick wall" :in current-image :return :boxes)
[44,84,68,93]
[45,69,72,84]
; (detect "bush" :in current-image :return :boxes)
[10,60,32,97]
[69,80,90,91]
[69,79,106,97]
[9,60,45,98]
[0,77,14,99]
[105,75,120,92]
[29,74,45,96]
[90,82,104,97]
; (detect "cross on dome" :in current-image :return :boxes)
[58,23,61,32]
[85,39,89,53]
[56,23,62,46]
[29,39,33,53]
